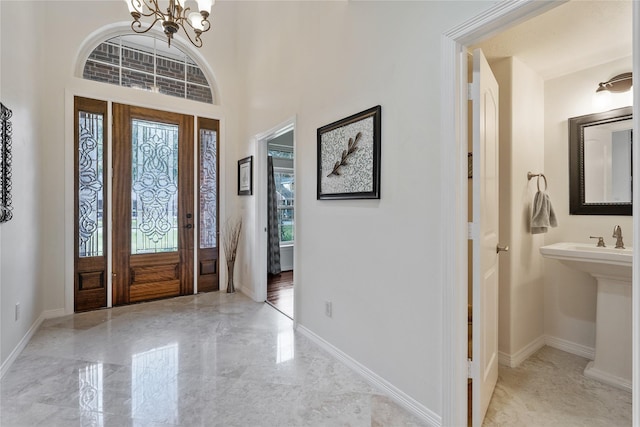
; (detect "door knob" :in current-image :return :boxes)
[496,244,509,253]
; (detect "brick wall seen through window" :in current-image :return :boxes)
[83,35,213,104]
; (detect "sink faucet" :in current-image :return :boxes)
[612,225,625,249]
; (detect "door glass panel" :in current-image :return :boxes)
[199,129,217,249]
[131,119,179,254]
[78,111,104,257]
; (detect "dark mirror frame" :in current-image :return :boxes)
[569,106,633,216]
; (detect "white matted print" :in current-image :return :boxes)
[238,155,253,196]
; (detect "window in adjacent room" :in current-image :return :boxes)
[268,141,294,245]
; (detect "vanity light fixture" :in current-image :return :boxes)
[124,0,214,48]
[596,72,633,94]
[593,72,633,110]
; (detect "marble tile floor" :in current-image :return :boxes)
[0,292,427,427]
[483,346,632,427]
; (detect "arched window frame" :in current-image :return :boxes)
[75,24,221,105]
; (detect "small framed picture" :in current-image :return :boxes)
[238,155,253,196]
[317,105,381,200]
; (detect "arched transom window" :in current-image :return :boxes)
[83,34,213,104]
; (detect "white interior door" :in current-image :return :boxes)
[471,48,500,427]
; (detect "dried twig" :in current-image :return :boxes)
[223,217,242,262]
[326,132,361,177]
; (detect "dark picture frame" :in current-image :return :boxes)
[238,155,253,196]
[1,102,13,223]
[317,105,381,200]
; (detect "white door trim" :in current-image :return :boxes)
[252,117,296,312]
[632,2,640,424]
[440,1,638,425]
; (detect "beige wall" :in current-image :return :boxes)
[491,57,546,364]
[234,0,492,413]
[0,0,46,365]
[543,56,633,352]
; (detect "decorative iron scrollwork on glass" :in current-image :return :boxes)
[132,120,179,254]
[1,103,13,223]
[78,112,104,257]
[200,129,217,249]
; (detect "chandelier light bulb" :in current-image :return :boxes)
[189,12,205,31]
[197,0,214,14]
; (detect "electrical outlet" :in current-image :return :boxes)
[325,301,332,318]
[15,303,20,321]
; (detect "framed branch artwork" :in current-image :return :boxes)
[317,105,381,200]
[238,155,253,196]
[1,102,13,223]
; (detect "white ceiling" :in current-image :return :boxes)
[472,0,632,80]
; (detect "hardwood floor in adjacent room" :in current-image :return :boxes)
[267,270,293,319]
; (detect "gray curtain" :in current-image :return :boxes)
[267,156,282,275]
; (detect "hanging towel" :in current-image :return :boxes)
[531,191,558,234]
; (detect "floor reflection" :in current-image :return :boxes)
[78,363,104,426]
[132,343,179,424]
[277,329,294,364]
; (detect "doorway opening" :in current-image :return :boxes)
[442,1,639,426]
[265,130,295,318]
[254,119,296,320]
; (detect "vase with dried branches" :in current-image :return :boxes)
[223,217,242,293]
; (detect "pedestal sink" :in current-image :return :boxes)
[540,242,632,392]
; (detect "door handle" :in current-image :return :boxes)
[185,224,193,229]
[496,244,509,253]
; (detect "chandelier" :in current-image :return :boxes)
[124,0,214,48]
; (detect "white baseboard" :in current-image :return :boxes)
[238,284,261,302]
[584,361,632,392]
[498,335,546,368]
[545,335,595,360]
[0,308,67,379]
[42,308,66,319]
[296,325,441,427]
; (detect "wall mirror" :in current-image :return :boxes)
[569,106,632,215]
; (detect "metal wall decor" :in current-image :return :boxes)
[1,102,13,223]
[317,105,381,200]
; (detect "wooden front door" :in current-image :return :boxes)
[112,104,194,305]
[197,117,220,292]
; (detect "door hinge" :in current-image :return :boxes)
[467,83,475,101]
[467,358,477,379]
[467,222,475,240]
